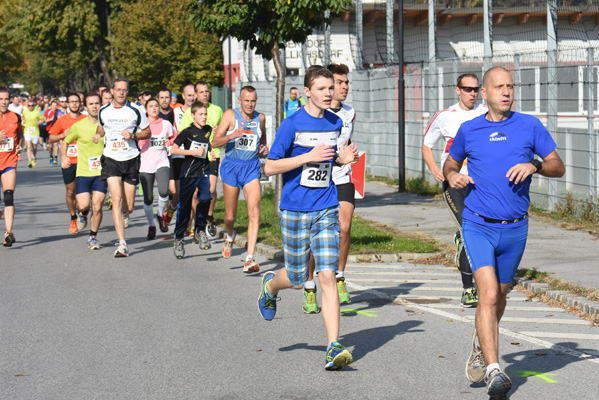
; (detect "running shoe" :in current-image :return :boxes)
[156,214,168,233]
[49,158,53,166]
[205,217,216,237]
[107,197,112,210]
[174,238,185,259]
[198,230,211,250]
[460,287,478,308]
[27,161,32,168]
[0,208,3,220]
[485,368,512,399]
[17,154,22,161]
[77,213,88,231]
[337,277,351,304]
[3,232,16,247]
[31,159,37,167]
[164,207,175,224]
[69,219,78,234]
[465,330,486,383]
[243,258,259,273]
[123,212,129,228]
[147,226,156,240]
[258,272,278,320]
[87,236,100,250]
[187,226,194,238]
[325,342,353,370]
[302,288,319,314]
[453,231,462,267]
[222,233,235,258]
[52,156,57,165]
[114,244,129,257]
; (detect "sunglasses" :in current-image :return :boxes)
[459,86,480,93]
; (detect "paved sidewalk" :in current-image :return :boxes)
[354,181,599,311]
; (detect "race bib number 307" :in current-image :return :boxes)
[300,162,331,188]
[234,130,257,152]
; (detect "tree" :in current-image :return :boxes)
[111,0,223,94]
[187,0,352,213]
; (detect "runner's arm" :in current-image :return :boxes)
[506,149,565,185]
[258,113,268,155]
[443,155,472,190]
[210,110,241,148]
[422,144,445,183]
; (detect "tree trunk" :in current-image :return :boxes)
[271,41,285,216]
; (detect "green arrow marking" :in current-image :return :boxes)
[340,309,378,317]
[515,370,558,383]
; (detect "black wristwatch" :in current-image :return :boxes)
[530,159,542,173]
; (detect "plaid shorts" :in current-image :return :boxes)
[280,206,340,286]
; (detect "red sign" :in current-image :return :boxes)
[353,151,365,199]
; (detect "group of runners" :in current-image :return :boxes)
[1,64,565,398]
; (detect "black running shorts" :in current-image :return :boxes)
[100,155,140,185]
[336,182,355,206]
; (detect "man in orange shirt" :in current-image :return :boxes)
[49,93,86,234]
[0,86,23,247]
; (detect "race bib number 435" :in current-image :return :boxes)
[109,138,130,152]
[300,162,331,188]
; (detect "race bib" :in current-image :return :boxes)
[300,162,331,188]
[109,137,130,152]
[27,127,36,134]
[67,144,78,157]
[189,141,208,159]
[149,137,166,150]
[234,130,257,152]
[0,137,14,152]
[88,156,101,171]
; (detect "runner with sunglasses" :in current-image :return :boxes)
[422,73,487,307]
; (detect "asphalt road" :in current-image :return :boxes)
[1,152,598,399]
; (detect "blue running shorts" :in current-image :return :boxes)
[220,157,260,189]
[462,218,528,284]
[280,206,340,287]
[76,176,108,195]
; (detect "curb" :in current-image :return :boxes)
[515,278,599,315]
[215,227,442,264]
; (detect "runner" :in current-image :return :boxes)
[48,93,86,234]
[157,89,175,125]
[162,84,195,229]
[283,86,305,118]
[43,99,60,165]
[179,81,223,237]
[445,66,565,399]
[101,89,113,106]
[93,77,151,257]
[138,98,172,239]
[211,86,267,273]
[422,73,487,308]
[259,65,358,370]
[0,87,23,247]
[303,63,358,314]
[170,92,182,109]
[64,93,107,250]
[171,101,213,258]
[21,98,44,168]
[8,95,23,115]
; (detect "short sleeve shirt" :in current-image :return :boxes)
[65,118,103,177]
[49,113,86,164]
[22,107,44,136]
[268,107,342,212]
[174,124,212,179]
[449,111,557,227]
[0,111,22,170]
[139,119,173,174]
[98,100,149,161]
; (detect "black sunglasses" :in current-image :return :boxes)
[459,86,480,93]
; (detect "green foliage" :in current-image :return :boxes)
[405,177,442,196]
[187,0,352,60]
[111,0,223,93]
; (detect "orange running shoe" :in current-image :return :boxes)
[69,219,78,234]
[164,207,176,224]
[243,258,259,273]
[221,233,235,259]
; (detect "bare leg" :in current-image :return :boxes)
[318,269,340,344]
[1,169,17,233]
[242,179,261,256]
[222,181,240,237]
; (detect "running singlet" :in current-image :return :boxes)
[449,111,557,227]
[224,108,262,161]
[98,100,149,162]
[268,107,342,212]
[0,111,22,170]
[139,118,173,174]
[65,118,103,177]
[328,104,356,185]
[49,113,86,165]
[22,107,43,136]
[171,106,186,159]
[423,102,487,175]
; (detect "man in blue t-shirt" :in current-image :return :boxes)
[283,87,305,118]
[258,65,358,371]
[444,66,565,399]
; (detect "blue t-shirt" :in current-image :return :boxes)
[449,111,556,227]
[268,107,342,212]
[285,99,301,118]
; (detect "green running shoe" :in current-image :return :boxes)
[337,277,351,304]
[460,287,478,308]
[302,288,319,314]
[325,341,353,370]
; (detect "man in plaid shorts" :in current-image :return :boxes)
[258,65,359,370]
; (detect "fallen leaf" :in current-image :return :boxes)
[511,342,520,345]
[256,349,262,352]
[438,355,445,358]
[406,309,415,313]
[545,315,554,317]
